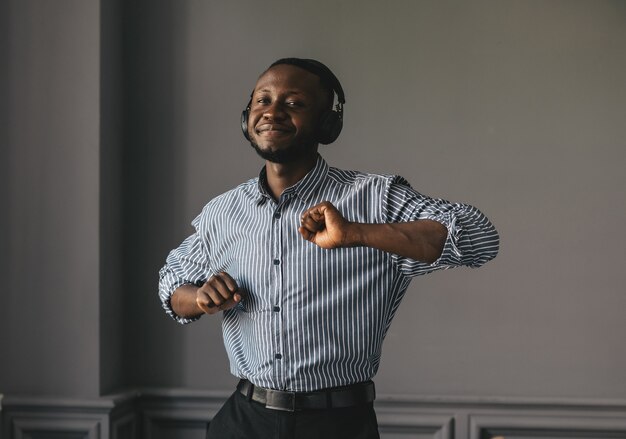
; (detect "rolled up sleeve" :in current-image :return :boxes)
[158,216,212,324]
[384,176,499,277]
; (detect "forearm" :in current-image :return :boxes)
[347,219,447,264]
[171,284,205,319]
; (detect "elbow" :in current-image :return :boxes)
[469,229,500,268]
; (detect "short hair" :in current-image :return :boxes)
[268,58,344,110]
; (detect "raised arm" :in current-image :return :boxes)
[299,201,448,263]
[299,187,499,274]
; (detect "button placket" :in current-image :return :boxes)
[271,204,285,385]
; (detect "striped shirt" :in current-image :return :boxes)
[159,155,499,392]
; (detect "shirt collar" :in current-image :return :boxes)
[256,154,329,205]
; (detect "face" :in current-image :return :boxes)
[247,64,327,163]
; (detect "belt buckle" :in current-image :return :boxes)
[265,390,297,412]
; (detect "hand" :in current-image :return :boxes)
[298,201,354,249]
[196,272,244,315]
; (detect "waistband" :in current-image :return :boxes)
[236,379,376,412]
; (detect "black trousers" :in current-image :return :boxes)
[206,390,380,439]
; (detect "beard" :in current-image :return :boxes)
[249,136,318,164]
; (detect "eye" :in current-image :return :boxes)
[286,100,305,108]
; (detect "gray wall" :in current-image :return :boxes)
[100,0,125,397]
[1,0,101,398]
[1,0,626,407]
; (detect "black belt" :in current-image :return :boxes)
[237,379,376,412]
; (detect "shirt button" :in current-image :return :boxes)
[273,212,281,219]
[275,353,282,360]
[273,259,280,265]
[273,306,280,312]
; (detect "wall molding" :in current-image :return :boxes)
[0,392,137,439]
[2,390,626,439]
[470,414,626,439]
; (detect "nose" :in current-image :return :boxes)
[263,101,287,121]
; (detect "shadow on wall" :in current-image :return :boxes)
[120,0,190,388]
[0,0,9,348]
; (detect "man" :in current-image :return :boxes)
[159,58,499,439]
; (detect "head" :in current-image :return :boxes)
[242,58,345,164]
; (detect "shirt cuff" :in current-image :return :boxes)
[159,266,202,325]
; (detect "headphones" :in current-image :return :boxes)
[241,58,346,145]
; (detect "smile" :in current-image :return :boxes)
[256,124,293,134]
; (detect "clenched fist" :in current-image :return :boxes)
[298,201,356,249]
[196,272,244,315]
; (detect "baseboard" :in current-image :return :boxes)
[2,390,626,439]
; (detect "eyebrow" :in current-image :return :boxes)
[254,88,308,96]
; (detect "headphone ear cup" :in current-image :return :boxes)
[241,108,251,141]
[317,110,343,145]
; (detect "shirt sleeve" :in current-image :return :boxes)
[383,176,499,277]
[158,213,212,324]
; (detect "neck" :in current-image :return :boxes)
[265,151,318,200]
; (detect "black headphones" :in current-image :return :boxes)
[241,58,346,145]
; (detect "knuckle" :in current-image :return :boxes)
[217,272,232,283]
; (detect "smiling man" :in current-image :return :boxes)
[248,62,323,164]
[159,58,499,439]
